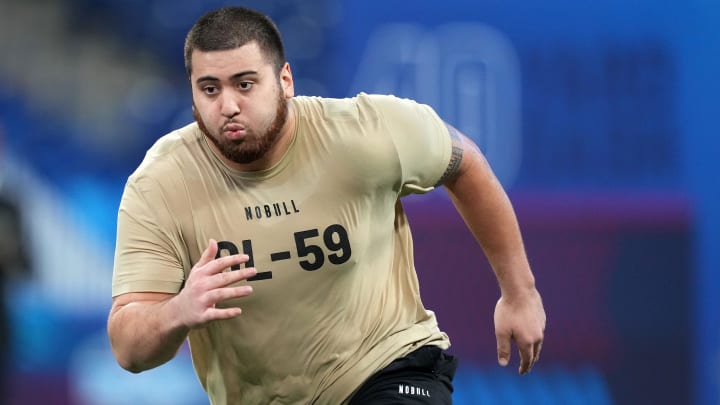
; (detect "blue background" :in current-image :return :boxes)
[0,0,717,403]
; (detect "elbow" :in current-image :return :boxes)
[114,353,142,374]
[108,330,149,374]
[122,364,147,375]
[108,331,168,374]
[108,311,143,373]
[111,347,149,374]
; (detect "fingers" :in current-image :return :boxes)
[206,284,254,304]
[533,340,543,365]
[206,306,243,320]
[178,242,259,328]
[518,341,534,375]
[198,281,254,324]
[517,338,543,375]
[212,254,251,273]
[180,269,256,327]
[193,239,251,276]
[202,266,256,293]
[190,239,258,294]
[493,290,546,375]
[498,329,544,375]
[496,331,511,367]
[196,239,219,269]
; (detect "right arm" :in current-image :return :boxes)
[107,239,256,373]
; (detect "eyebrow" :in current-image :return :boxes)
[195,70,258,84]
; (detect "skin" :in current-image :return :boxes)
[108,241,256,372]
[192,42,295,171]
[443,133,546,375]
[108,41,545,375]
[108,42,294,372]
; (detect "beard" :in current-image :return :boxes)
[194,89,288,165]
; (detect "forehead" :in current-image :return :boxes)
[190,42,270,79]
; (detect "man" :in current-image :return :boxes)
[0,127,31,399]
[108,6,545,405]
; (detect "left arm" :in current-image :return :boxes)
[441,124,546,375]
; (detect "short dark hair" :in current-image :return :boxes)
[184,6,286,76]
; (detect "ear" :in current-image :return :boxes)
[280,62,294,98]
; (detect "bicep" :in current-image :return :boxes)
[438,123,485,187]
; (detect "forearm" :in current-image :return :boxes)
[107,296,189,373]
[440,127,545,373]
[445,152,535,297]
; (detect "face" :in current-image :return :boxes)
[190,42,294,166]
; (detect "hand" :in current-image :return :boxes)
[494,287,546,375]
[173,239,256,329]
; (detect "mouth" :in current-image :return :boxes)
[223,123,247,140]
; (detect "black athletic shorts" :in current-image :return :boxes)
[348,346,459,405]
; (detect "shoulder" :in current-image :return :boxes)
[292,95,368,121]
[127,122,203,186]
[356,94,441,129]
[121,122,207,210]
[292,93,435,124]
[357,93,433,112]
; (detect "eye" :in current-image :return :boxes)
[238,81,253,91]
[202,85,218,95]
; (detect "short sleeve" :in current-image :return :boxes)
[371,95,452,195]
[112,177,185,297]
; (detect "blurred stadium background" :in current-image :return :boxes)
[0,0,718,404]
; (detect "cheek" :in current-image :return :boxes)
[193,102,216,122]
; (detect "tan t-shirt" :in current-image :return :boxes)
[112,93,453,405]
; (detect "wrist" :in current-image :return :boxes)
[497,269,536,300]
[162,295,193,334]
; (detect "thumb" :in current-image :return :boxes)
[496,332,511,367]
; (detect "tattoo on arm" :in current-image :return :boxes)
[435,123,464,186]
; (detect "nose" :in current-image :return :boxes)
[220,90,241,117]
